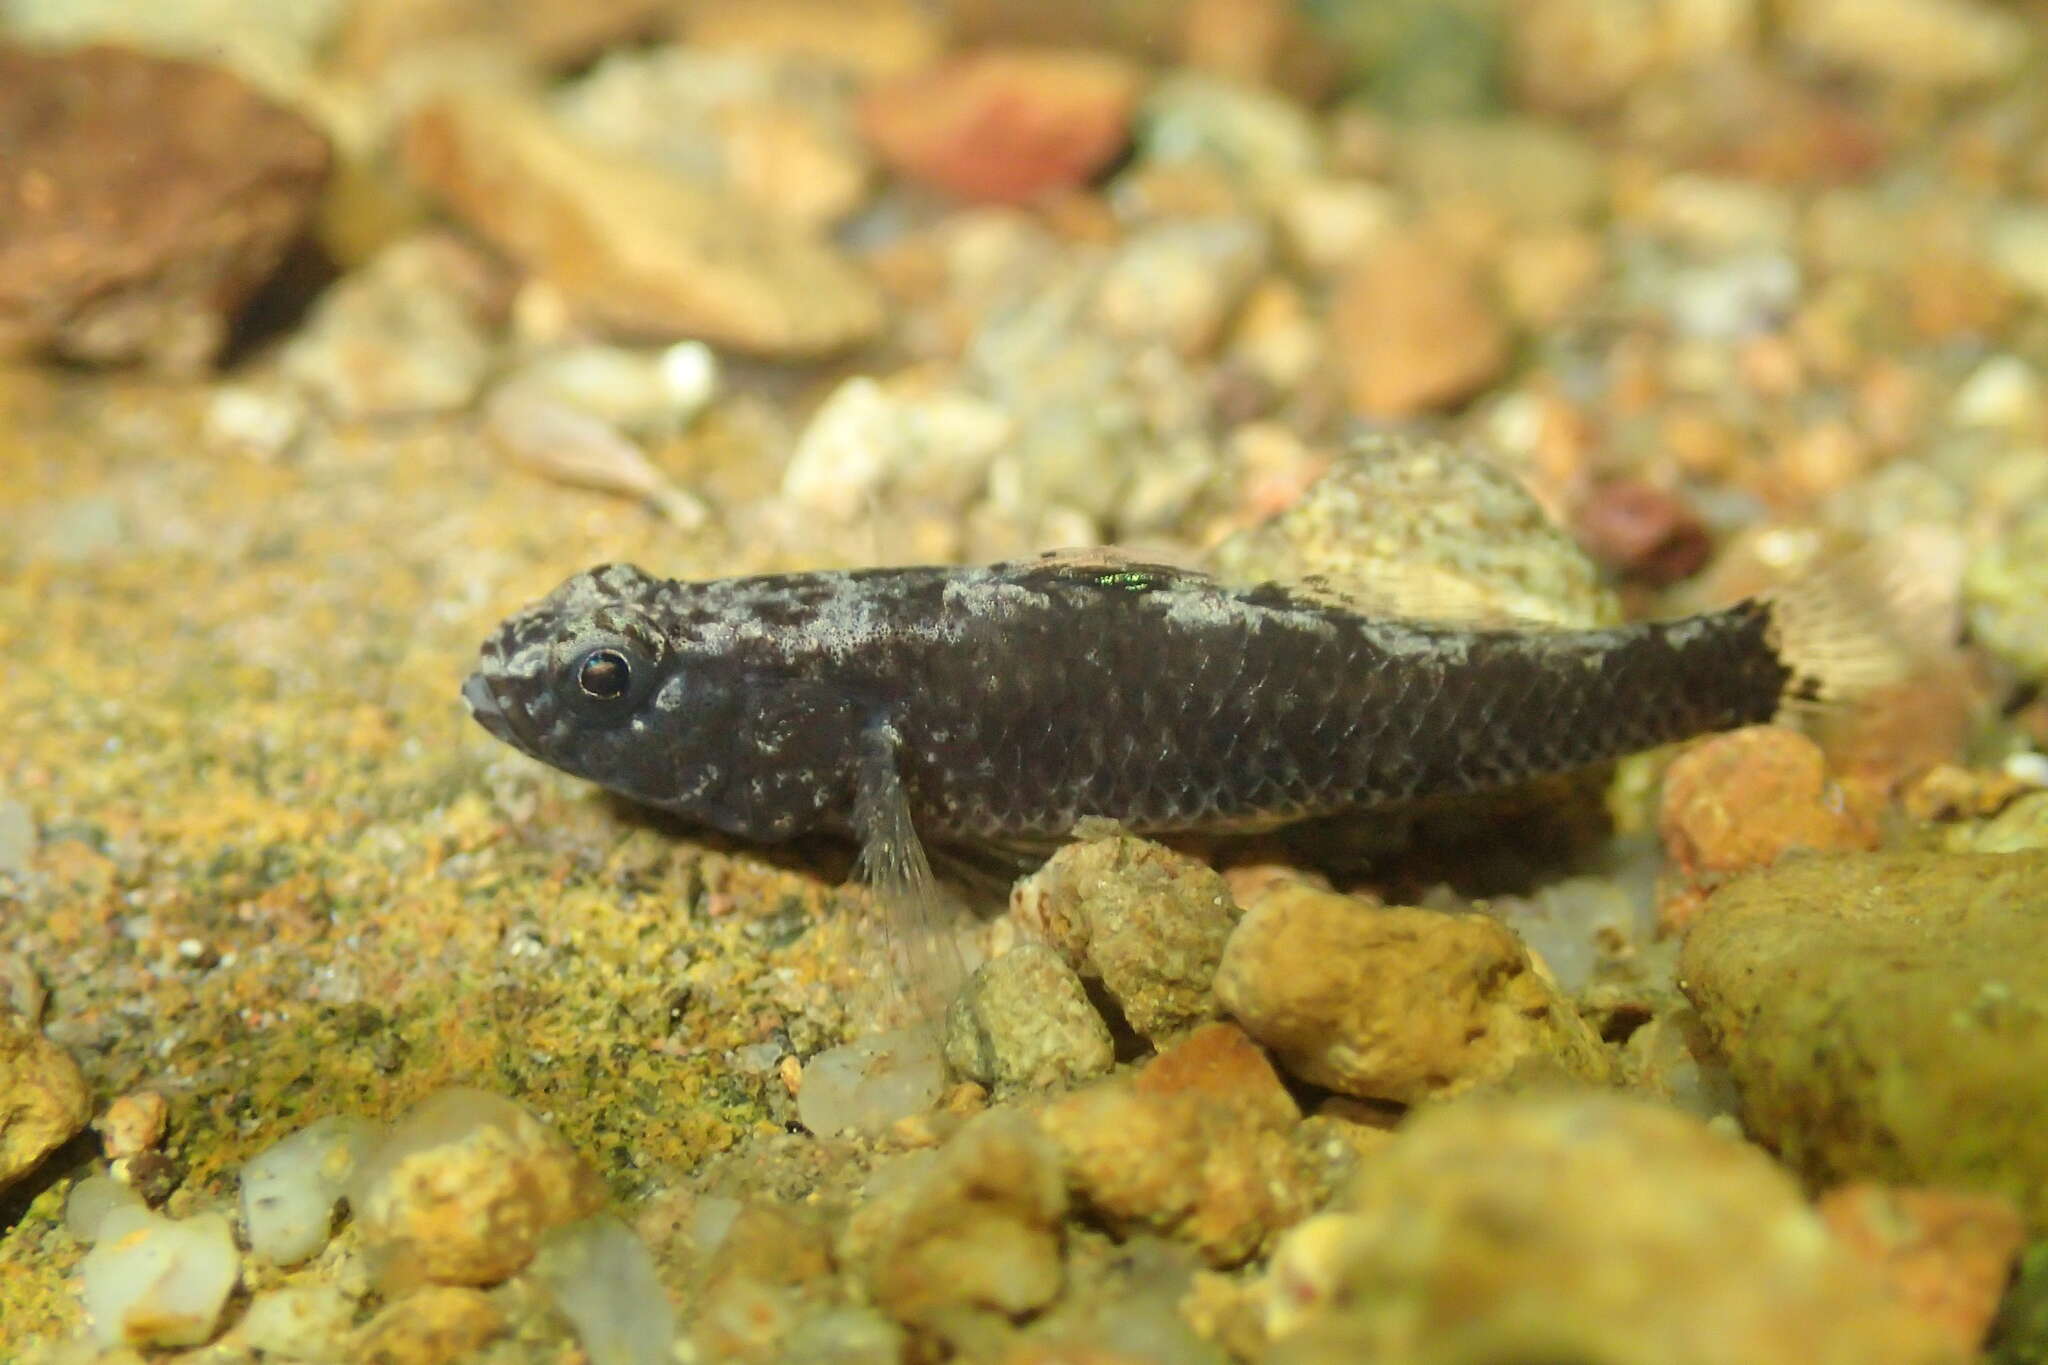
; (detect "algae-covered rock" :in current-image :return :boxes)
[1681,851,2048,1228]
[1260,1093,1965,1365]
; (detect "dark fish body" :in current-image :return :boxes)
[463,555,1809,849]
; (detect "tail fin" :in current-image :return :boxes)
[1762,528,1963,719]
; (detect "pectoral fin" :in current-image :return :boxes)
[851,722,968,1029]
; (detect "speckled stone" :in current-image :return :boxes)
[944,942,1115,1092]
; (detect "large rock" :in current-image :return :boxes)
[1262,1094,1965,1365]
[404,89,881,357]
[1681,851,2048,1229]
[0,44,329,373]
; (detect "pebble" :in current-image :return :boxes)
[1214,880,1613,1103]
[1945,791,2048,855]
[0,44,330,373]
[483,385,711,530]
[1658,727,1881,903]
[80,1208,241,1349]
[279,235,500,421]
[1091,219,1269,357]
[676,0,944,82]
[1329,231,1511,418]
[1037,1025,1311,1265]
[241,1114,383,1265]
[1573,478,1714,585]
[97,1090,168,1162]
[532,1215,678,1365]
[1983,206,2048,303]
[348,1285,504,1365]
[861,46,1143,204]
[1271,176,1399,275]
[1663,250,1802,341]
[944,943,1115,1092]
[1783,0,2028,88]
[1391,118,1607,229]
[1817,1184,2026,1353]
[781,376,1014,524]
[403,88,881,356]
[231,1285,356,1361]
[842,1111,1067,1328]
[203,382,311,462]
[795,1026,949,1137]
[338,0,664,75]
[1262,1094,1961,1364]
[0,1013,92,1191]
[1136,71,1324,186]
[1946,354,2042,432]
[348,1088,606,1287]
[1007,834,1238,1043]
[1205,435,1618,627]
[556,45,872,230]
[0,797,36,876]
[65,1173,145,1242]
[1681,850,2048,1227]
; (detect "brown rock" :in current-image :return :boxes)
[1659,726,1880,891]
[1038,1027,1312,1265]
[841,1111,1067,1327]
[1330,232,1510,418]
[1263,1094,1965,1365]
[351,1286,504,1365]
[1817,1183,2026,1352]
[1213,882,1613,1104]
[403,89,881,356]
[860,47,1142,205]
[1,1014,91,1191]
[0,44,329,373]
[349,1088,606,1287]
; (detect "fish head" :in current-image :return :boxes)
[463,563,727,812]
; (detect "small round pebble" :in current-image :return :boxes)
[532,1215,677,1365]
[0,1014,92,1192]
[796,1026,949,1137]
[241,1114,383,1266]
[348,1088,605,1287]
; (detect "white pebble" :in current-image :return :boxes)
[65,1173,144,1243]
[240,1115,382,1266]
[234,1285,355,1360]
[532,1215,677,1365]
[795,1027,948,1137]
[1949,355,2042,430]
[81,1209,240,1349]
[658,340,719,413]
[204,384,308,461]
[2005,751,2048,788]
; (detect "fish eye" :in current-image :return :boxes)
[576,648,632,701]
